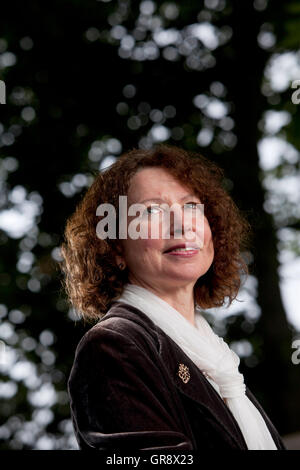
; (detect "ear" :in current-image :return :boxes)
[114,242,125,266]
[115,254,125,266]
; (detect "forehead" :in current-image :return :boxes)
[128,167,192,200]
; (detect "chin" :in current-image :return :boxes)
[168,270,201,282]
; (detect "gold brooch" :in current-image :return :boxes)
[178,363,190,383]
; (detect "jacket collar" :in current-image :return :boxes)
[102,301,283,450]
[103,302,249,448]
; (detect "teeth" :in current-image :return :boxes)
[171,247,198,252]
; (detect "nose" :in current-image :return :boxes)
[166,205,197,241]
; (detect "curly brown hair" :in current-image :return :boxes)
[60,143,253,324]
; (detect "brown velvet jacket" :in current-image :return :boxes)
[68,301,286,451]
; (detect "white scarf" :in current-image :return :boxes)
[115,283,277,450]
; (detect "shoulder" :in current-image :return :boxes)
[68,306,166,396]
[72,304,160,367]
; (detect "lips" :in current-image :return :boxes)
[163,242,200,253]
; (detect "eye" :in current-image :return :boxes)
[184,202,198,209]
[146,205,161,215]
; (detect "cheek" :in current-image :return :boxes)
[142,238,163,252]
[204,219,213,247]
[205,227,212,245]
[126,238,162,257]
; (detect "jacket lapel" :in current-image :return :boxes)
[103,302,283,450]
[156,318,248,449]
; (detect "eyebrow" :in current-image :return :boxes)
[138,194,199,205]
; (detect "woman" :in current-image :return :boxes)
[61,144,286,451]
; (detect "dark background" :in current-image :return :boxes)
[0,0,300,449]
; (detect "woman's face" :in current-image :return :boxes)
[116,167,214,292]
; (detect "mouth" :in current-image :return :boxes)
[163,242,201,255]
